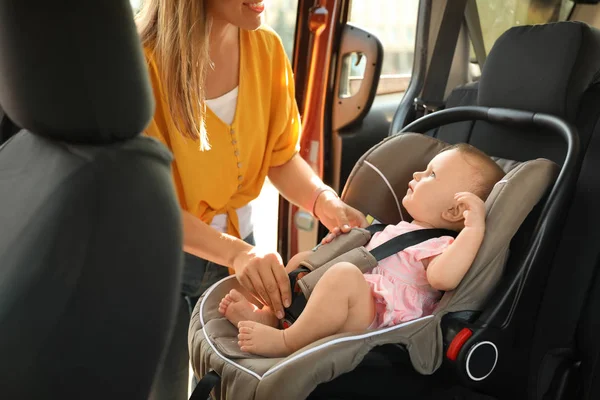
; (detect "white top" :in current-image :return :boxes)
[206,86,238,125]
[206,87,253,239]
[210,203,254,239]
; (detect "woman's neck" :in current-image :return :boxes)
[209,17,239,58]
[205,16,240,99]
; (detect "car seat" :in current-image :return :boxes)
[189,21,600,400]
[0,1,183,399]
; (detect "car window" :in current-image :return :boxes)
[264,0,299,61]
[347,0,419,95]
[130,0,142,13]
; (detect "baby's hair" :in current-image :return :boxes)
[439,143,505,201]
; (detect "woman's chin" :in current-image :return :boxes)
[238,15,263,31]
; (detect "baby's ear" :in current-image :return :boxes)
[442,202,466,223]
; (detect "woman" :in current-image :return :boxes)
[136,0,368,398]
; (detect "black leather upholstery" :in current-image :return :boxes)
[0,1,183,398]
[0,0,154,144]
[478,22,600,121]
[0,106,20,144]
[426,22,600,166]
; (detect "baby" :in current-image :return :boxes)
[218,143,505,357]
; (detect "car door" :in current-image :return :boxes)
[277,0,423,260]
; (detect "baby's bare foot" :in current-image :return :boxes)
[237,321,293,357]
[218,289,278,328]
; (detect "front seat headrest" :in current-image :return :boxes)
[0,0,154,144]
[478,21,600,121]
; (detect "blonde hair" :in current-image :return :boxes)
[440,143,506,201]
[135,0,212,150]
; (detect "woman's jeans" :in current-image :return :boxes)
[150,233,255,400]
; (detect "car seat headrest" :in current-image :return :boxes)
[478,21,600,121]
[0,0,154,144]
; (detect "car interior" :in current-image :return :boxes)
[3,0,600,399]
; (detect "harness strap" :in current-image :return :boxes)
[370,228,457,261]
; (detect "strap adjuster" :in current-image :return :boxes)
[413,98,444,115]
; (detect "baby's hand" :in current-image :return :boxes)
[455,192,486,230]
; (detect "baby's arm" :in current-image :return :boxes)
[425,192,486,291]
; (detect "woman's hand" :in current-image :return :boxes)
[321,227,344,244]
[314,190,369,233]
[232,248,291,320]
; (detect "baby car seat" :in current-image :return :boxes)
[189,120,574,400]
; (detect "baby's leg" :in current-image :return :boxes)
[219,289,279,328]
[238,262,375,357]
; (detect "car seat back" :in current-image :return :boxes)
[0,1,183,398]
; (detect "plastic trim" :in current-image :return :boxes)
[465,341,498,381]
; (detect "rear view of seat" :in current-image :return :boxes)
[0,1,183,398]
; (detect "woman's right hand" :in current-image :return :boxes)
[232,248,291,320]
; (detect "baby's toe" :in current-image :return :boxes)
[229,289,245,302]
[238,321,256,331]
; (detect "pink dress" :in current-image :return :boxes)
[363,221,454,328]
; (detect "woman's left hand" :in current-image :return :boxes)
[314,190,369,234]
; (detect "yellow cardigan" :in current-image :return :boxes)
[143,26,301,238]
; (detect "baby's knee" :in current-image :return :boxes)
[323,262,363,283]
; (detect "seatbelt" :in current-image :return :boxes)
[189,370,220,400]
[368,226,457,261]
[464,0,487,70]
[413,0,468,120]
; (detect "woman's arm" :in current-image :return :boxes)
[267,153,326,213]
[182,210,291,319]
[182,209,252,267]
[268,154,368,230]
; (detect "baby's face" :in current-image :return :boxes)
[402,149,477,226]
